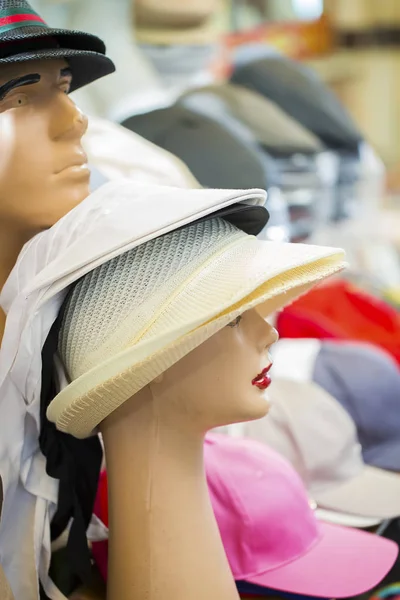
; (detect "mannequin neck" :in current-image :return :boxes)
[101,385,240,600]
[0,224,34,344]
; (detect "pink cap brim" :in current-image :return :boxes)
[244,522,398,598]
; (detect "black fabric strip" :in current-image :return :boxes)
[39,305,102,590]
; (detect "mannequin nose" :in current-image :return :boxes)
[257,312,279,349]
[49,91,88,141]
[248,308,279,349]
[267,326,279,348]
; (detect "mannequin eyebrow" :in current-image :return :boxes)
[0,73,41,101]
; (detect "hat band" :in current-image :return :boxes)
[0,8,47,34]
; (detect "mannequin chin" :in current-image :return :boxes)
[100,308,278,600]
[0,59,89,234]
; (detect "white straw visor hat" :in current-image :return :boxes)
[47,217,346,438]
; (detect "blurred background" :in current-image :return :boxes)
[31,0,400,184]
[225,0,400,183]
[212,0,400,181]
[31,0,400,285]
[24,2,400,599]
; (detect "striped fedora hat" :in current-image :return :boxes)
[0,0,115,91]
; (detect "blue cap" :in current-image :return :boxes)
[314,341,400,472]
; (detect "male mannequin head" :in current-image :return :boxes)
[0,0,114,330]
[0,59,89,234]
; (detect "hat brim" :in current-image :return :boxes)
[188,204,269,237]
[315,507,383,529]
[0,28,115,91]
[243,521,398,598]
[47,240,345,438]
[313,464,400,519]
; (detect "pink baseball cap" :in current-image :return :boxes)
[205,433,398,598]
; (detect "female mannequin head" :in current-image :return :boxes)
[101,307,278,443]
[45,212,344,600]
[122,309,276,432]
[48,215,344,438]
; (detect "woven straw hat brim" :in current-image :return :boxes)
[0,28,115,91]
[47,240,346,438]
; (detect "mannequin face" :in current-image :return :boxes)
[151,308,278,432]
[0,59,89,235]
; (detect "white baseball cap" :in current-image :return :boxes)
[241,378,400,526]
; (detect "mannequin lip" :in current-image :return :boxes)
[56,163,90,177]
[252,364,272,390]
[55,152,88,175]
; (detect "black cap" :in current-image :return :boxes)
[0,0,115,91]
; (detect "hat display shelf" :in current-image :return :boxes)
[230,52,366,233]
[231,52,394,289]
[176,87,331,243]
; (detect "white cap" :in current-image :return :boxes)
[242,378,400,524]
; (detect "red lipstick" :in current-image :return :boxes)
[252,364,272,390]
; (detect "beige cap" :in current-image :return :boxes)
[135,0,221,45]
[135,0,219,28]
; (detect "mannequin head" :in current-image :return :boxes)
[0,0,114,303]
[102,308,278,437]
[96,309,278,600]
[48,214,345,438]
[47,209,344,600]
[0,58,89,236]
[145,308,277,431]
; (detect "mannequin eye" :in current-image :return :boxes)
[4,93,28,108]
[227,315,242,328]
